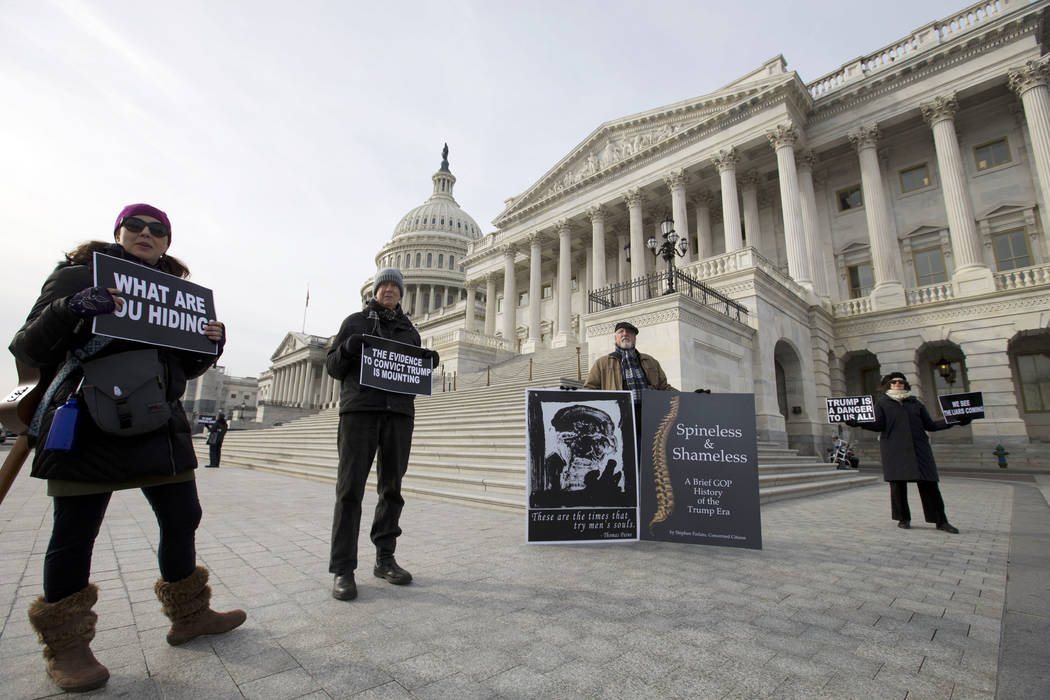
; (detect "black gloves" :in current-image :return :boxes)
[956,417,972,426]
[694,388,711,394]
[67,287,116,319]
[421,348,440,366]
[559,385,579,391]
[342,334,363,355]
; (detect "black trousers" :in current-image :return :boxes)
[329,412,413,575]
[209,443,222,466]
[889,480,947,524]
[44,479,202,602]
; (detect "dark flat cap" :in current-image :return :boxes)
[614,321,639,335]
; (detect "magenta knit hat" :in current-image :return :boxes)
[113,203,172,240]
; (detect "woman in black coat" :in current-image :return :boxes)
[10,204,245,693]
[849,371,969,533]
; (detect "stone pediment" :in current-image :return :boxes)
[494,62,804,227]
[270,331,324,361]
[975,201,1032,219]
[902,224,945,240]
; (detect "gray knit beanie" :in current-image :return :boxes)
[373,267,405,296]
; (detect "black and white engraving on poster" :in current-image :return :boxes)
[826,395,876,424]
[640,391,762,550]
[525,389,638,544]
[92,253,218,355]
[937,391,984,424]
[358,335,433,396]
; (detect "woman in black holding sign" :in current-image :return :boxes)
[9,203,245,693]
[847,371,969,534]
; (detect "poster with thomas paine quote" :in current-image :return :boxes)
[640,391,761,549]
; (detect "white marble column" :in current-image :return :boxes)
[292,362,303,406]
[693,191,714,260]
[553,221,573,348]
[768,123,813,292]
[617,233,629,287]
[1010,57,1050,244]
[848,123,906,309]
[524,233,544,353]
[484,273,497,337]
[715,148,743,252]
[740,170,761,253]
[413,284,423,317]
[463,282,476,333]
[920,95,994,295]
[665,169,691,263]
[502,247,517,351]
[587,205,607,290]
[303,362,315,408]
[624,188,646,282]
[796,149,829,298]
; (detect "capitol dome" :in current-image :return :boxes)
[362,145,486,319]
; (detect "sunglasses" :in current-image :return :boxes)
[889,379,906,385]
[122,216,170,238]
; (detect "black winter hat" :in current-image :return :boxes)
[880,371,907,386]
[614,321,639,335]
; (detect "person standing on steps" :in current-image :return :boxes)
[204,412,228,467]
[324,268,438,601]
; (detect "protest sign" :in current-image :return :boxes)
[92,253,219,355]
[640,392,761,550]
[826,395,876,423]
[359,335,433,396]
[526,389,638,544]
[196,414,217,426]
[938,391,984,423]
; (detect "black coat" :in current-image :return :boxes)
[856,393,951,482]
[207,417,228,446]
[325,300,421,417]
[9,243,218,482]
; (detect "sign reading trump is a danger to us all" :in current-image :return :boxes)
[92,253,219,355]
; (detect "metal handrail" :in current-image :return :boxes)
[588,268,749,323]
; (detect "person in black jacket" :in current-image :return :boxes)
[10,204,245,693]
[847,371,970,533]
[325,268,438,601]
[204,412,228,467]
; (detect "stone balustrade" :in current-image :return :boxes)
[995,262,1050,290]
[906,281,955,306]
[833,297,872,316]
[807,0,1016,99]
[430,328,507,351]
[687,247,810,300]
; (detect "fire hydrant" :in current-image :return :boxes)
[993,444,1009,469]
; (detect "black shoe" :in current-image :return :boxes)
[374,558,412,585]
[937,522,960,534]
[332,573,357,600]
[898,520,911,529]
[204,464,218,468]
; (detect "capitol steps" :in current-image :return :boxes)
[198,348,878,511]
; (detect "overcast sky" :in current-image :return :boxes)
[1,0,977,395]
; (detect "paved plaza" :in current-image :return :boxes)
[1,447,1047,699]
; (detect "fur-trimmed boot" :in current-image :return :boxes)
[154,566,246,646]
[27,584,110,693]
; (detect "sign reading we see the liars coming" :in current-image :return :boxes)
[92,253,219,355]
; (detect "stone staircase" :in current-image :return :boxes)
[197,345,878,511]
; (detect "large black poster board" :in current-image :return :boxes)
[640,392,762,549]
[526,389,638,543]
[358,335,433,396]
[937,391,984,424]
[92,253,219,355]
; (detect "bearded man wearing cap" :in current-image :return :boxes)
[325,268,437,600]
[584,321,676,437]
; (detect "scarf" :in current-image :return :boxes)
[886,388,911,403]
[618,347,648,404]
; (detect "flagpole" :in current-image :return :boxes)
[302,284,309,333]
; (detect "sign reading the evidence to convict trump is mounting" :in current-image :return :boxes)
[640,392,761,549]
[938,391,984,424]
[359,335,433,396]
[92,253,218,355]
[826,395,876,423]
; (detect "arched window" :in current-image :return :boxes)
[396,254,401,268]
[449,255,454,270]
[416,253,421,267]
[427,253,433,267]
[438,254,444,268]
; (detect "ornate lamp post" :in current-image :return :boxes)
[646,216,688,294]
